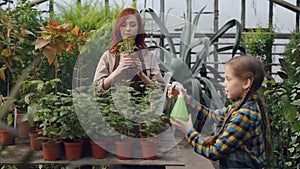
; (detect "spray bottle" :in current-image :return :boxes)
[169,82,189,122]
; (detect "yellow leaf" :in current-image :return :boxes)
[50,44,63,56]
[13,55,23,61]
[1,48,12,57]
[43,46,57,65]
[35,38,51,50]
[71,26,80,37]
[0,66,7,81]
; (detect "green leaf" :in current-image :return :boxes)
[210,19,242,57]
[285,161,292,167]
[171,58,193,82]
[288,147,295,153]
[282,101,297,123]
[293,121,300,131]
[291,99,300,106]
[143,8,176,56]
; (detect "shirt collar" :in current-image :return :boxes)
[232,93,258,107]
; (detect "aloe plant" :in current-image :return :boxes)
[143,0,244,108]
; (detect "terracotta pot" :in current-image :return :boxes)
[0,130,15,145]
[42,142,61,161]
[63,141,84,160]
[140,138,159,160]
[16,112,30,138]
[90,140,108,159]
[114,138,135,160]
[28,131,42,150]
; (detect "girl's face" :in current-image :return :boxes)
[223,65,248,100]
[119,15,138,41]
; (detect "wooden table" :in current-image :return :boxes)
[0,139,185,169]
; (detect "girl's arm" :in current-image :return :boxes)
[185,95,225,122]
[186,108,253,160]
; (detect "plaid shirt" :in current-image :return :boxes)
[186,94,266,168]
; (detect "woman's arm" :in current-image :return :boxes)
[93,51,111,91]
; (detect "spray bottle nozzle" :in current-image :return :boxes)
[169,82,184,98]
[169,82,189,122]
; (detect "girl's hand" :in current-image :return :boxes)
[170,114,194,134]
[167,82,187,99]
[167,87,180,99]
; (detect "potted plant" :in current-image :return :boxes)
[0,95,16,145]
[117,38,138,58]
[136,86,168,160]
[143,1,244,117]
[57,91,86,161]
[104,84,137,160]
[22,78,61,150]
[36,92,63,161]
[115,38,140,83]
[75,89,116,159]
[111,105,135,160]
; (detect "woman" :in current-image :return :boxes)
[93,8,164,95]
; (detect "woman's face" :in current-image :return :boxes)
[119,15,139,41]
[223,65,247,100]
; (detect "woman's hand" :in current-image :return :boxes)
[170,114,194,134]
[114,55,135,75]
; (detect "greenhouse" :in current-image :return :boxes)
[0,0,299,169]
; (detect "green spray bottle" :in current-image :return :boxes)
[170,82,189,122]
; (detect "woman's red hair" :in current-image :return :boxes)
[109,8,147,54]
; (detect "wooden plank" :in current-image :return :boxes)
[0,141,185,167]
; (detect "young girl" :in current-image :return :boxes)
[169,55,271,169]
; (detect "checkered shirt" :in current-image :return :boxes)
[186,94,266,168]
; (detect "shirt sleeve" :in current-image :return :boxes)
[93,51,111,94]
[186,108,252,160]
[188,97,226,122]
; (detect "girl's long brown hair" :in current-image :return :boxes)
[204,55,272,158]
[109,8,147,55]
